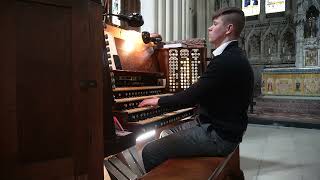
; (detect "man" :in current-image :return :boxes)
[139,7,254,172]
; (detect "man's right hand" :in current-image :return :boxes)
[138,97,159,107]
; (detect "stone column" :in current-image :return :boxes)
[260,0,266,22]
[165,0,173,41]
[141,0,157,33]
[173,0,182,40]
[196,0,207,39]
[295,0,306,68]
[185,0,191,38]
[181,0,186,39]
[158,0,166,40]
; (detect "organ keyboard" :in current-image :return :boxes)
[126,107,195,131]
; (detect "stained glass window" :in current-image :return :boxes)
[112,0,121,26]
[265,0,286,14]
[242,0,260,16]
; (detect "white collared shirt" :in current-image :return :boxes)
[212,40,238,57]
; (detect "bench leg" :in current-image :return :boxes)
[227,169,244,180]
[218,147,245,180]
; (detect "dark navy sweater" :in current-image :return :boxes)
[159,41,254,142]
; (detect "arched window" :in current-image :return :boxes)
[111,0,121,26]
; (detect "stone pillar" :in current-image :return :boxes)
[158,0,166,40]
[189,0,196,38]
[260,0,266,22]
[181,0,186,39]
[295,0,306,68]
[185,0,191,38]
[206,0,216,56]
[165,0,173,41]
[229,0,236,7]
[196,0,207,39]
[141,0,156,33]
[173,0,182,40]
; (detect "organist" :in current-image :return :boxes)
[138,7,254,172]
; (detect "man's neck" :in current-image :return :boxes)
[212,39,238,57]
[214,36,237,49]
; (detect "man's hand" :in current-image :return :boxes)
[138,97,159,107]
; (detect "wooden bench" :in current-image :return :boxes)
[139,145,244,180]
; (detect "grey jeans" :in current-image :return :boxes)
[142,121,238,172]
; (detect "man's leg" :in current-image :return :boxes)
[142,124,238,172]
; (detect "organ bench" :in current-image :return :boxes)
[140,145,244,180]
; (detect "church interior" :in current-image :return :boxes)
[1,0,320,179]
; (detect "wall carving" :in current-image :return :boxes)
[281,31,295,55]
[243,19,295,65]
[295,0,320,68]
[280,30,296,63]
[237,0,296,96]
[263,33,277,56]
[248,33,261,58]
[304,49,319,66]
[304,5,319,38]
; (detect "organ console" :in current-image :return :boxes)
[103,25,207,179]
[111,70,195,133]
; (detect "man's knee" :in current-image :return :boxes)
[159,129,173,138]
[159,120,198,138]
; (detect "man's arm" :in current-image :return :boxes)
[139,58,224,107]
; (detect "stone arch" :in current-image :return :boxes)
[312,0,320,10]
[247,31,261,58]
[298,0,320,12]
[262,27,278,56]
[215,0,221,11]
[264,33,278,56]
[279,25,296,57]
[297,0,320,22]
[222,0,230,7]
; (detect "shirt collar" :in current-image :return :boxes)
[212,40,238,57]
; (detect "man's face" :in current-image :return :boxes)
[208,16,228,48]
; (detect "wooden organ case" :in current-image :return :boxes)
[1,0,105,180]
[102,25,207,179]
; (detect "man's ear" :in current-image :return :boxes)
[225,24,234,35]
